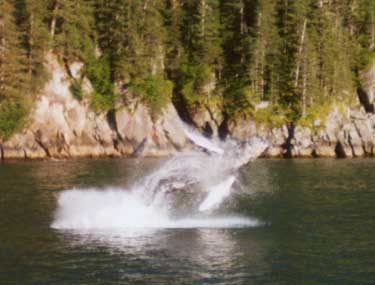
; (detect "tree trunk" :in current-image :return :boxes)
[0,18,5,89]
[371,8,375,50]
[260,48,265,100]
[240,1,245,64]
[201,0,206,38]
[302,69,307,117]
[28,12,34,76]
[294,19,307,88]
[240,0,245,35]
[50,0,59,39]
[170,0,177,10]
[143,0,150,11]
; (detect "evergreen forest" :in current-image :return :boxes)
[1,0,375,137]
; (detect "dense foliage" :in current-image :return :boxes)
[1,0,375,137]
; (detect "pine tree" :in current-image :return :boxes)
[353,0,375,70]
[95,0,133,82]
[221,0,252,81]
[247,0,280,102]
[178,0,223,111]
[1,0,375,129]
[165,0,184,79]
[274,0,310,119]
[15,0,50,92]
[316,1,355,101]
[0,0,29,138]
[50,0,95,63]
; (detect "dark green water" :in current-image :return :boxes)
[0,158,375,284]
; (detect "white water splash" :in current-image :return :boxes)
[199,176,236,212]
[52,123,268,230]
[51,188,259,229]
[182,123,224,154]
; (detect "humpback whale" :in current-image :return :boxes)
[140,124,268,212]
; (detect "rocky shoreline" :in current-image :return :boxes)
[1,55,375,160]
[230,108,375,159]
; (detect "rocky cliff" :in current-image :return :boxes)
[181,101,375,159]
[0,55,187,159]
[229,108,375,158]
[2,55,375,160]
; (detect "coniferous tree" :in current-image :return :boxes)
[247,0,280,102]
[221,0,252,81]
[165,0,184,79]
[180,0,223,111]
[1,0,375,134]
[353,0,375,70]
[16,0,50,92]
[50,0,95,63]
[0,0,29,138]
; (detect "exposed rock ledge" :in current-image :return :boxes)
[1,54,375,160]
[227,108,375,158]
[177,96,375,159]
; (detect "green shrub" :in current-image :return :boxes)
[181,80,201,109]
[180,63,215,110]
[358,49,375,74]
[298,101,333,128]
[252,107,286,127]
[195,64,213,88]
[84,54,116,112]
[0,97,29,139]
[90,91,115,112]
[130,75,173,118]
[70,79,84,101]
[224,83,256,119]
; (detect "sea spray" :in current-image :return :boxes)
[52,124,268,230]
[199,176,236,212]
[51,188,259,229]
[182,123,224,154]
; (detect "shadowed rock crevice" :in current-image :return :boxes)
[172,94,195,126]
[311,149,318,158]
[348,134,356,157]
[132,138,148,157]
[357,87,374,113]
[106,110,118,134]
[34,130,52,158]
[281,123,295,159]
[106,109,124,152]
[335,142,347,158]
[203,122,213,138]
[218,113,229,140]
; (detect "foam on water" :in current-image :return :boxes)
[51,188,259,229]
[52,189,166,229]
[52,123,268,230]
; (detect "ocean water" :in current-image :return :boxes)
[0,158,375,284]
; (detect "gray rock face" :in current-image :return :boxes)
[116,103,186,157]
[360,60,375,112]
[227,106,375,158]
[229,119,257,140]
[292,126,313,157]
[0,54,188,160]
[189,103,224,137]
